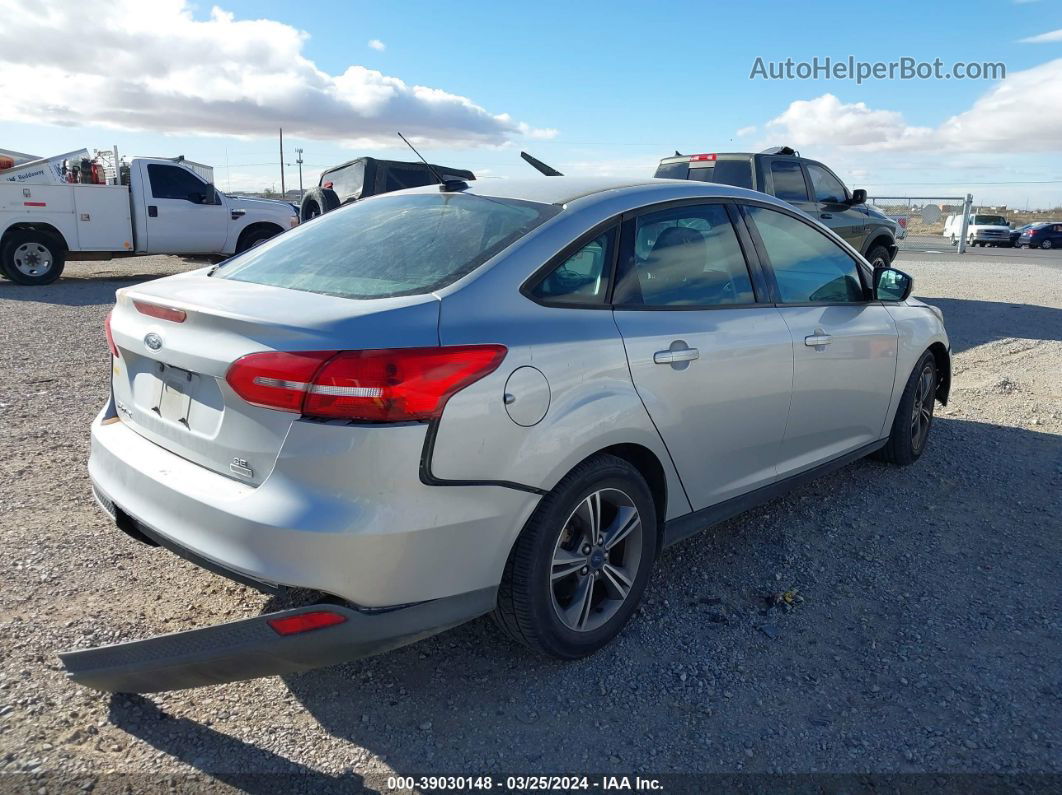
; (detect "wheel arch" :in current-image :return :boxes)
[235,221,283,252]
[1,222,70,253]
[862,230,897,262]
[598,443,668,551]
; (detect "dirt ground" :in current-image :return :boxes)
[0,249,1059,791]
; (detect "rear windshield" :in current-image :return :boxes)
[216,192,557,299]
[973,215,1007,225]
[654,161,689,179]
[654,159,754,189]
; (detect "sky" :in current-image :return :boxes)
[1,0,1060,208]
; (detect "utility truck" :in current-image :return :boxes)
[1,148,298,285]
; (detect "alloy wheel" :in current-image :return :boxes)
[911,364,935,453]
[550,488,643,633]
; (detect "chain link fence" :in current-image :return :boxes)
[867,194,973,252]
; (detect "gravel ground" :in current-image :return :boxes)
[0,252,1060,791]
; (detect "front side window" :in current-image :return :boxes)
[218,193,557,299]
[769,161,809,202]
[616,204,755,307]
[746,206,865,304]
[530,230,615,305]
[147,164,210,202]
[806,164,847,204]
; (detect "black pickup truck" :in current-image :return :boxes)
[655,147,898,268]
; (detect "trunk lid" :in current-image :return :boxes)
[108,269,440,485]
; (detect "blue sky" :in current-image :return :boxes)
[3,0,1060,206]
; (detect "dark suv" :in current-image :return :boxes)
[299,157,475,222]
[655,147,898,268]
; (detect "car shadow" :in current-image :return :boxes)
[0,275,168,307]
[108,416,1061,779]
[913,295,1062,354]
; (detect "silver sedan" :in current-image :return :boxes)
[66,177,950,692]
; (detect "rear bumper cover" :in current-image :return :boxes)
[60,588,494,693]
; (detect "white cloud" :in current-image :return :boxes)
[0,1,553,147]
[1019,28,1062,43]
[736,125,757,137]
[764,59,1062,154]
[368,38,386,51]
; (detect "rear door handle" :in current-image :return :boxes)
[804,333,833,347]
[654,348,700,364]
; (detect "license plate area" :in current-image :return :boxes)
[152,364,198,427]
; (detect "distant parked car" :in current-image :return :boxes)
[1010,224,1039,246]
[1018,222,1062,249]
[654,147,899,268]
[66,177,950,692]
[299,157,475,222]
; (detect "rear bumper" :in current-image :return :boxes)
[60,589,494,693]
[88,404,541,607]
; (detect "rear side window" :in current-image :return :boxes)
[217,193,557,299]
[769,161,809,202]
[530,229,615,305]
[382,164,436,193]
[617,204,755,307]
[711,160,754,189]
[745,206,864,303]
[324,161,366,202]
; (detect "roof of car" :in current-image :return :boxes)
[411,176,781,207]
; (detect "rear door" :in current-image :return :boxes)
[141,162,228,253]
[611,201,794,510]
[740,203,897,476]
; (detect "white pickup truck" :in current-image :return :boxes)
[1,149,297,285]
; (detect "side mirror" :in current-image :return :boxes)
[849,188,867,205]
[874,267,913,302]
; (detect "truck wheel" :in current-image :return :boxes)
[299,187,340,222]
[1,230,66,285]
[235,226,280,254]
[865,244,891,270]
[493,454,657,659]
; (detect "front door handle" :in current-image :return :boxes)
[231,209,246,220]
[654,348,700,364]
[820,213,833,220]
[147,205,158,218]
[804,332,833,348]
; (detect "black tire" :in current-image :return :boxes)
[493,454,658,659]
[874,351,937,466]
[865,244,891,270]
[299,187,339,222]
[0,230,66,285]
[235,225,281,254]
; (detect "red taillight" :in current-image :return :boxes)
[105,310,119,358]
[226,345,507,422]
[267,610,346,636]
[134,300,187,323]
[689,153,717,162]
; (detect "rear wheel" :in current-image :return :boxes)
[1042,239,1054,250]
[874,351,937,466]
[493,454,657,659]
[1,230,66,285]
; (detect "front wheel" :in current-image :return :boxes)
[1,230,66,285]
[874,351,937,466]
[866,244,891,270]
[493,454,657,659]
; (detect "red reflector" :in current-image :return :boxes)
[323,181,334,190]
[689,154,717,162]
[134,300,187,323]
[105,310,119,358]
[267,610,347,636]
[225,345,507,422]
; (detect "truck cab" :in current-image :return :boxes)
[655,148,899,268]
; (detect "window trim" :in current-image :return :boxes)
[737,201,875,307]
[147,163,211,203]
[519,219,621,310]
[766,158,812,204]
[612,198,768,312]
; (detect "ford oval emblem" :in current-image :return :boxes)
[144,332,163,351]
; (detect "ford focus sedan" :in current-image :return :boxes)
[64,177,950,692]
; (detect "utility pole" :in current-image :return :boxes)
[295,148,304,193]
[279,128,286,195]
